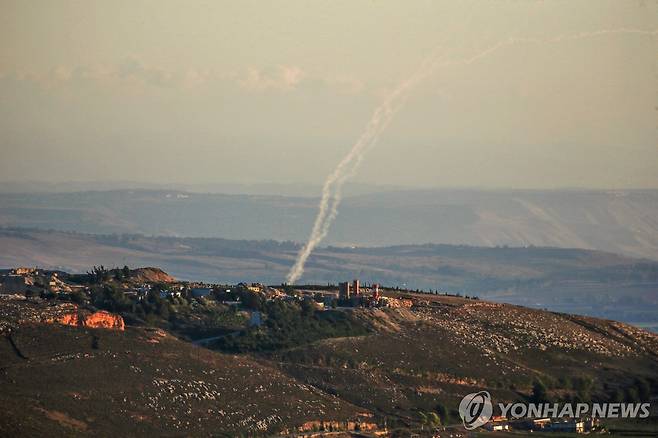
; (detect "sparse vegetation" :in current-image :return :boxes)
[3,227,658,326]
[214,300,370,352]
[1,266,657,436]
[530,379,549,403]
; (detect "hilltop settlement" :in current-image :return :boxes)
[1,266,657,437]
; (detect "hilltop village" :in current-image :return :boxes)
[1,266,657,436]
[0,266,419,329]
[0,266,438,355]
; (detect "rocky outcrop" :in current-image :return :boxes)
[52,308,124,331]
[56,312,80,327]
[82,311,124,330]
[296,419,379,433]
[381,297,413,309]
[130,267,176,283]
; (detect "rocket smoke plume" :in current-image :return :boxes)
[286,28,658,285]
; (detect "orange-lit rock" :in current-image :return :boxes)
[382,297,414,309]
[130,267,176,283]
[47,308,124,330]
[44,304,80,326]
[56,313,80,327]
[357,422,378,431]
[82,311,125,330]
[297,419,378,433]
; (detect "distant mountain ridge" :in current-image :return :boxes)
[1,188,657,260]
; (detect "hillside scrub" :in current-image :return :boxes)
[213,301,370,353]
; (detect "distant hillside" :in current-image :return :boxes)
[1,228,657,327]
[1,188,657,260]
[0,181,397,197]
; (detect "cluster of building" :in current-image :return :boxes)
[486,415,599,434]
[240,282,287,299]
[338,279,380,307]
[2,267,416,316]
[0,267,75,295]
[0,267,219,303]
[337,279,412,309]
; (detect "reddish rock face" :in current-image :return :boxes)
[297,420,378,433]
[50,309,124,331]
[56,313,80,327]
[82,311,125,331]
[130,267,176,283]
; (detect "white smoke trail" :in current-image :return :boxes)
[285,48,448,284]
[286,27,658,284]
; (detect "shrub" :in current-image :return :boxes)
[531,379,549,403]
[435,403,449,424]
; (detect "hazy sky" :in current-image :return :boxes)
[1,0,657,189]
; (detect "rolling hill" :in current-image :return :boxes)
[1,284,657,436]
[1,188,657,260]
[1,228,657,328]
[0,316,361,436]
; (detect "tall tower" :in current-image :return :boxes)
[372,283,380,301]
[353,279,360,296]
[339,281,351,300]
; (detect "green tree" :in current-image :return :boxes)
[435,403,449,424]
[635,378,650,402]
[531,379,549,403]
[300,298,315,315]
[157,301,171,320]
[239,290,264,311]
[70,289,87,304]
[611,388,624,403]
[426,412,441,427]
[624,387,640,403]
[87,265,110,284]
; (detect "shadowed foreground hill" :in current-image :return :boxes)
[269,295,658,417]
[0,318,360,436]
[1,291,657,436]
